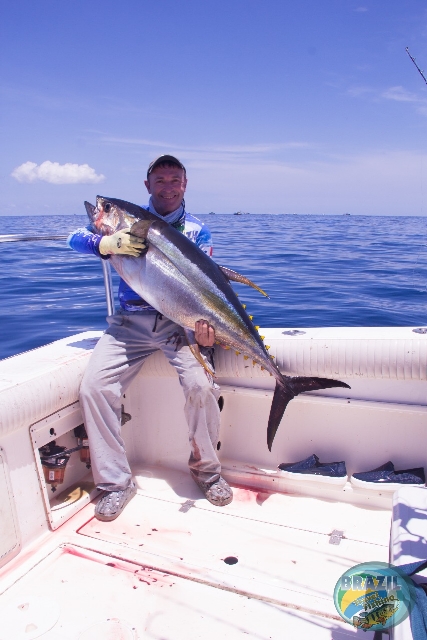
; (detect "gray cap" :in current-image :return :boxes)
[147,154,186,178]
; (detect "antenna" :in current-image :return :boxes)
[405,47,427,86]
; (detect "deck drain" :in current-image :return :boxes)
[223,556,238,565]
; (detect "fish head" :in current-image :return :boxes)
[85,196,155,236]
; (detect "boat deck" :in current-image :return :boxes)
[0,465,391,639]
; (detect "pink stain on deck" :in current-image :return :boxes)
[232,485,272,505]
[62,544,174,589]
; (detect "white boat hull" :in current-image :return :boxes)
[0,326,426,638]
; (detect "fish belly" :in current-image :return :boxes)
[111,249,223,330]
[110,249,269,366]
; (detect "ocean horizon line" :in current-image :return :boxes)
[1,212,427,219]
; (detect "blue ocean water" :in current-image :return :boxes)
[1,214,426,360]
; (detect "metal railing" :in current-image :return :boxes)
[0,234,115,315]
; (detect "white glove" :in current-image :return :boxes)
[99,230,147,257]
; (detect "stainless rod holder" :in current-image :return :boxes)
[100,259,115,316]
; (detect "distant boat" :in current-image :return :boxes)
[344,212,351,216]
[233,211,250,215]
[208,212,216,215]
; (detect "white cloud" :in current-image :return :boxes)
[97,137,314,171]
[354,7,368,12]
[382,86,419,103]
[98,136,312,155]
[347,86,375,98]
[348,84,427,116]
[11,161,105,184]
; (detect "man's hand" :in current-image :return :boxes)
[195,320,215,347]
[99,229,148,257]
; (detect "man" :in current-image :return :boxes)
[67,155,232,521]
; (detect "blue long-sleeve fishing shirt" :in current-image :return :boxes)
[67,208,213,312]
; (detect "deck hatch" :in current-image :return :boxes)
[0,542,362,638]
[77,481,390,621]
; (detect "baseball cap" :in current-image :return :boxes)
[147,155,186,178]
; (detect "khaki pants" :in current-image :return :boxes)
[79,310,221,491]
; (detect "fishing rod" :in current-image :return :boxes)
[405,49,427,325]
[405,47,427,86]
[0,234,68,242]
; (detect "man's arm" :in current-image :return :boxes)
[67,226,147,258]
[67,226,105,257]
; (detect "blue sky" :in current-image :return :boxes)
[2,1,427,216]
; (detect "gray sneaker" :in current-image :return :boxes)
[194,476,233,506]
[95,481,137,521]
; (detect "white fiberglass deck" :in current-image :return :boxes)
[0,465,390,639]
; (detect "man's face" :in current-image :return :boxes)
[144,164,187,216]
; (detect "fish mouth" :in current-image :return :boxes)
[84,201,96,220]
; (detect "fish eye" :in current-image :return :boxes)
[104,202,111,213]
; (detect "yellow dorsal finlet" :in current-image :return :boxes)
[248,315,253,320]
[244,355,249,360]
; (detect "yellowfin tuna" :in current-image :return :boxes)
[85,196,350,450]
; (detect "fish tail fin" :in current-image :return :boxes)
[267,382,295,451]
[289,376,351,395]
[267,376,351,451]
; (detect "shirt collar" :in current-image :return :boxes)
[148,197,186,227]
